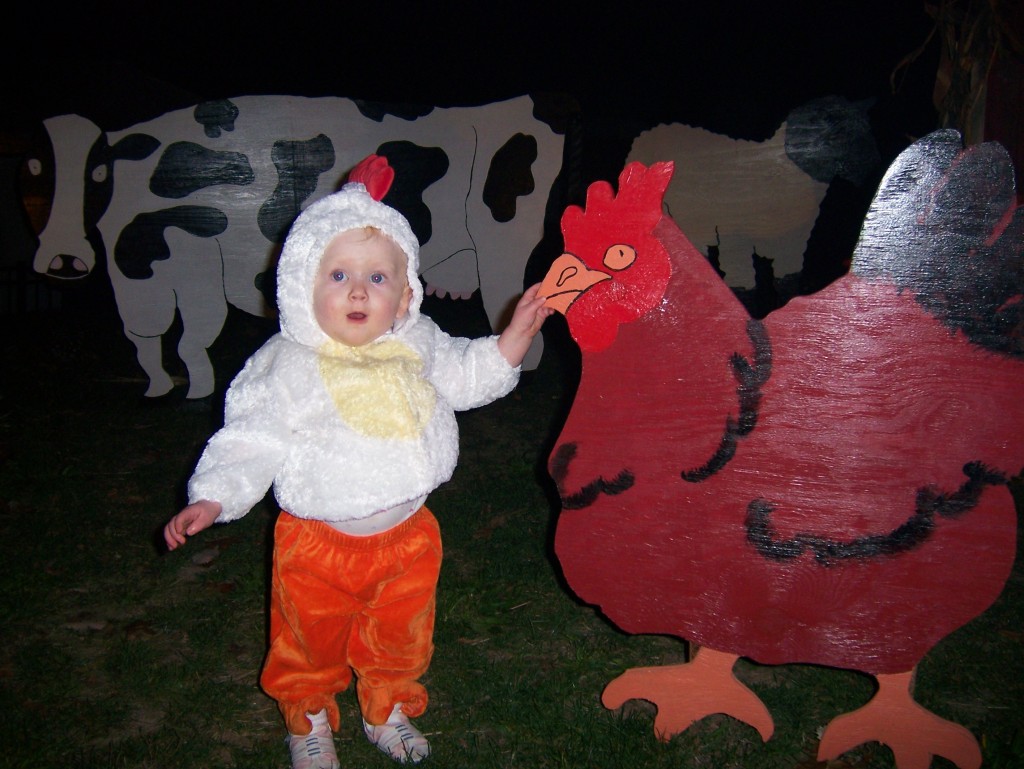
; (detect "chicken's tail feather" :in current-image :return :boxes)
[851,130,1024,358]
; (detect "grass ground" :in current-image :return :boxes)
[1,291,1021,769]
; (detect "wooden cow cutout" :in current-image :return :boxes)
[540,132,1024,769]
[24,95,563,398]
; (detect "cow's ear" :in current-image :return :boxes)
[111,134,160,162]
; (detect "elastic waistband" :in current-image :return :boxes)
[280,506,435,551]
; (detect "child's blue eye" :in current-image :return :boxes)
[331,270,346,282]
[370,273,385,284]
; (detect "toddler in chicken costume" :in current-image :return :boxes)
[164,155,552,768]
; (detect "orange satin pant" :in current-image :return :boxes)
[260,506,442,735]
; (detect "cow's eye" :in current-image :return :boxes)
[91,165,108,183]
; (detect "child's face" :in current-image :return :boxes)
[313,228,413,347]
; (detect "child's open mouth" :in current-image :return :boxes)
[347,313,367,321]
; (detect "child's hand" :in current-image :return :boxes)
[164,500,222,551]
[497,283,555,367]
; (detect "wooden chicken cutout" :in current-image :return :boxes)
[540,132,1024,769]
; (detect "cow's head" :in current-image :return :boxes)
[28,114,158,279]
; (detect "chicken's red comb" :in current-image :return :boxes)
[348,154,395,201]
[601,161,673,222]
[562,161,674,237]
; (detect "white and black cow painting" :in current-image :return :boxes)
[26,95,564,398]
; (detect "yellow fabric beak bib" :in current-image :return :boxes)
[317,338,436,440]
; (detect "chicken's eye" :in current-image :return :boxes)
[604,244,636,271]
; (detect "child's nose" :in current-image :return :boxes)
[348,280,368,299]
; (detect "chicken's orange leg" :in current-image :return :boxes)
[601,646,774,742]
[817,669,981,769]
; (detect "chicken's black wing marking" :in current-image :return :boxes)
[682,319,772,482]
[745,461,1007,566]
[550,442,635,510]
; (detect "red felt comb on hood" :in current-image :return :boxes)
[347,154,395,202]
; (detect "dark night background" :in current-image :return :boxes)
[3,1,942,165]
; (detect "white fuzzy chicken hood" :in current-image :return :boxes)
[276,181,424,348]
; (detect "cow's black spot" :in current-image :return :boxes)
[150,143,255,199]
[84,133,161,235]
[258,134,336,244]
[115,206,228,279]
[194,99,240,138]
[355,101,436,123]
[377,141,449,246]
[483,133,538,223]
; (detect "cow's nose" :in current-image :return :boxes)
[47,254,90,279]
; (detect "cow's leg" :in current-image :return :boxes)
[114,275,180,398]
[177,306,226,400]
[479,265,544,370]
[219,233,275,319]
[168,233,230,400]
[115,233,228,399]
[125,331,175,397]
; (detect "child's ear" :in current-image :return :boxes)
[398,285,413,318]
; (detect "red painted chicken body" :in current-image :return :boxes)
[541,132,1024,769]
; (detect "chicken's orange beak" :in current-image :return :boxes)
[539,253,611,315]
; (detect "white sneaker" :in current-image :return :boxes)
[287,709,340,769]
[363,703,430,763]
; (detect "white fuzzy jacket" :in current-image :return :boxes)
[186,177,519,523]
[187,322,518,523]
